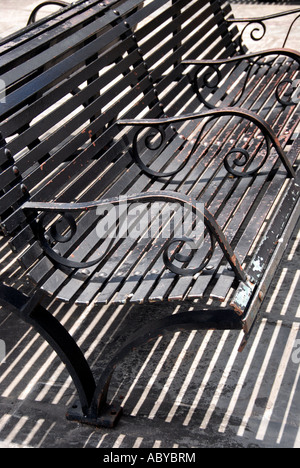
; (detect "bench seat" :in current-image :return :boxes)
[18,51,299,307]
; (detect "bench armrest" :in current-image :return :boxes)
[23,191,247,282]
[228,8,300,24]
[182,49,300,109]
[227,8,300,51]
[27,1,69,25]
[118,107,295,179]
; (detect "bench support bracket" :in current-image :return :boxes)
[0,282,243,428]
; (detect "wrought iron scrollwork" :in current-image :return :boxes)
[24,191,248,282]
[223,133,271,179]
[119,107,295,180]
[183,48,300,110]
[36,211,105,269]
[192,64,222,110]
[27,1,70,25]
[227,9,300,51]
[275,79,297,107]
[237,21,266,53]
[131,125,193,178]
[163,233,215,277]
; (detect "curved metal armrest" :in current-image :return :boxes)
[23,191,247,282]
[182,49,300,109]
[182,48,300,67]
[118,108,295,179]
[227,8,300,25]
[27,1,69,25]
[227,9,300,51]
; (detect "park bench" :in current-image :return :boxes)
[0,0,299,428]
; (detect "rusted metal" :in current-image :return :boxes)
[119,107,296,178]
[24,190,247,282]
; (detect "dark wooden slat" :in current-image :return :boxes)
[0,0,117,53]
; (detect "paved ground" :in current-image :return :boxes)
[0,0,299,449]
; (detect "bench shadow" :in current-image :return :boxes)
[0,221,299,448]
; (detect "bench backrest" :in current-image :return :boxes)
[0,0,238,256]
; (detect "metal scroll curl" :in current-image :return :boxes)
[127,110,292,180]
[223,132,271,178]
[132,125,193,178]
[163,233,215,277]
[237,14,300,51]
[36,210,115,270]
[275,79,297,107]
[24,191,248,282]
[238,21,267,52]
[193,64,222,110]
[191,54,298,110]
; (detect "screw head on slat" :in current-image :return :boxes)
[98,272,107,277]
[81,269,90,277]
[20,184,28,194]
[5,148,12,159]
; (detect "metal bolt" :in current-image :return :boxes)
[5,148,12,159]
[20,184,28,194]
[12,166,19,175]
[81,269,90,276]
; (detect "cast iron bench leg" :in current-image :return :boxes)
[0,283,243,428]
